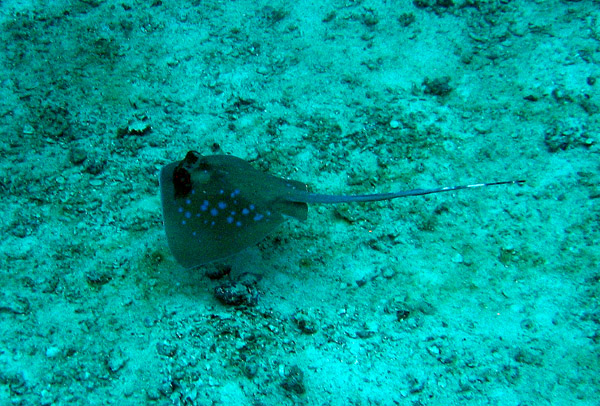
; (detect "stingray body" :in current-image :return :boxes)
[159,151,523,268]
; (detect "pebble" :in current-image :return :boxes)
[293,311,319,334]
[40,389,54,406]
[46,346,60,358]
[156,342,178,357]
[23,124,35,135]
[389,119,400,129]
[146,388,161,400]
[106,349,128,373]
[256,66,269,75]
[508,21,528,37]
[381,267,396,279]
[427,345,440,356]
[69,147,87,165]
[280,365,305,394]
[451,253,464,264]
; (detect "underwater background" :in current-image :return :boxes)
[1,0,598,405]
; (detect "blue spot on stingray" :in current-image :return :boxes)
[253,214,264,221]
[226,216,234,224]
[249,204,255,211]
[218,202,227,209]
[219,189,224,194]
[186,199,191,205]
[178,207,184,213]
[210,208,218,216]
[242,208,250,215]
[236,221,242,227]
[185,211,192,219]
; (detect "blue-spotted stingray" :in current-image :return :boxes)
[159,151,524,268]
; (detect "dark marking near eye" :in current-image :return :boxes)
[172,166,192,198]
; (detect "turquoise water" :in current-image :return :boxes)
[0,1,598,405]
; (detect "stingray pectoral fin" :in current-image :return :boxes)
[277,200,308,221]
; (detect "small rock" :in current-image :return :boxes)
[243,362,258,378]
[39,389,55,406]
[214,276,259,306]
[143,317,156,328]
[427,345,440,356]
[116,118,152,138]
[158,381,174,396]
[69,146,87,165]
[46,346,60,358]
[544,128,571,152]
[146,388,161,400]
[156,342,178,357]
[106,349,128,373]
[85,157,106,175]
[166,57,179,67]
[292,310,319,334]
[85,269,112,286]
[407,375,425,394]
[356,321,378,338]
[423,76,452,96]
[280,365,305,394]
[381,267,396,279]
[451,253,464,264]
[127,121,152,136]
[513,348,543,366]
[23,124,35,135]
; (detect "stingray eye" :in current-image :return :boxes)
[173,165,192,197]
[184,151,200,164]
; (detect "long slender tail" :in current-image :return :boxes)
[289,180,525,204]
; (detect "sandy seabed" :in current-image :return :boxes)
[0,0,598,405]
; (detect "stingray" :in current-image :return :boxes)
[159,151,524,268]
